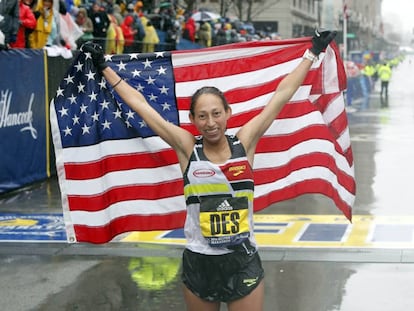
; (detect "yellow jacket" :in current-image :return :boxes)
[29,1,55,48]
[377,64,392,82]
[141,16,159,53]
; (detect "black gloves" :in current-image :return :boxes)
[80,42,108,74]
[310,29,337,56]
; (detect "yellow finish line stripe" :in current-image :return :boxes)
[122,215,414,248]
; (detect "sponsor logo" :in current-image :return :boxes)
[229,165,246,177]
[216,199,233,211]
[0,90,38,139]
[243,277,258,287]
[0,214,66,241]
[193,169,215,178]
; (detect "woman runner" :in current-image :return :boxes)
[81,30,336,311]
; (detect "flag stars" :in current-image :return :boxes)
[64,74,75,84]
[161,102,171,111]
[86,70,96,81]
[146,76,156,84]
[81,124,91,134]
[55,51,178,147]
[74,61,84,72]
[63,126,72,136]
[84,52,92,60]
[142,58,153,68]
[126,110,135,119]
[98,78,107,89]
[100,99,110,110]
[88,91,98,102]
[159,85,169,94]
[77,82,86,93]
[91,111,100,121]
[157,66,167,75]
[80,103,88,114]
[58,106,68,117]
[148,93,158,101]
[113,109,122,119]
[56,87,64,97]
[101,120,112,130]
[117,61,127,71]
[136,84,145,92]
[68,94,77,104]
[72,115,80,125]
[132,69,141,77]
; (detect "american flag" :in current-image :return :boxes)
[50,38,355,244]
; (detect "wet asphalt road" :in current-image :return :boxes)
[2,55,414,311]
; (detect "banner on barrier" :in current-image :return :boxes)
[0,49,48,193]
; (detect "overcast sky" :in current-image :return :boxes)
[382,0,414,33]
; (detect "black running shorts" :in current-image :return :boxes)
[181,248,264,302]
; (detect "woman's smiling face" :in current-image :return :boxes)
[190,93,231,144]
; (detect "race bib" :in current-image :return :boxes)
[199,196,250,247]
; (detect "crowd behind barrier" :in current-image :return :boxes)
[0,0,281,53]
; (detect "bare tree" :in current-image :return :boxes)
[182,0,196,13]
[227,0,281,22]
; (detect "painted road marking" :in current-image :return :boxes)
[2,213,414,248]
[123,215,414,248]
[0,214,66,242]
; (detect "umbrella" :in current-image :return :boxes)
[191,11,221,22]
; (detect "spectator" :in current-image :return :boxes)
[165,19,178,51]
[197,20,211,47]
[106,12,124,54]
[90,1,110,50]
[378,61,392,108]
[29,0,59,48]
[21,0,37,47]
[133,0,143,16]
[10,0,36,48]
[182,15,195,42]
[75,7,93,47]
[0,0,20,48]
[120,14,135,53]
[111,3,123,26]
[124,2,144,52]
[359,64,372,110]
[58,0,83,50]
[215,24,227,46]
[141,18,158,53]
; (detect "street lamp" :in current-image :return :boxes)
[343,1,348,60]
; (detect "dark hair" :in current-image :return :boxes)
[190,86,230,116]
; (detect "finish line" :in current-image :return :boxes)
[123,214,414,248]
[1,213,414,248]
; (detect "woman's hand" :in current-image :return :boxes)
[80,42,108,74]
